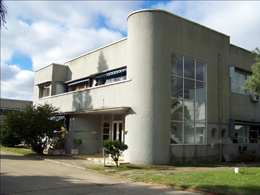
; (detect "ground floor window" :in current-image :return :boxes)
[170,54,207,144]
[231,125,260,144]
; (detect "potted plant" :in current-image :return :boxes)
[71,138,82,155]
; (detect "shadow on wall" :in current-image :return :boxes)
[97,51,109,73]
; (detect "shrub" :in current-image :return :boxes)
[103,140,128,168]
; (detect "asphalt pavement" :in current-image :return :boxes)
[1,150,202,195]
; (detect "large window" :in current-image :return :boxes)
[231,125,260,144]
[230,67,251,95]
[171,54,206,144]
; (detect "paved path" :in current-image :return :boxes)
[1,151,201,195]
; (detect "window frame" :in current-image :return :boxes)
[171,54,207,145]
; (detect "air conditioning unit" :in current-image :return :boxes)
[251,95,259,102]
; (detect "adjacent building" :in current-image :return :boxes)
[0,98,33,127]
[33,9,260,165]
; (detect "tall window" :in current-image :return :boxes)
[171,54,207,144]
[230,67,251,95]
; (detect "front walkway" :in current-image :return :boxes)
[72,153,128,166]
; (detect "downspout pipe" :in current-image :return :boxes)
[218,53,222,162]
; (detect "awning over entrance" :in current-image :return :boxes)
[229,119,260,137]
[50,116,65,121]
[59,106,131,115]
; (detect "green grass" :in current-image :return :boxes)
[86,165,260,195]
[0,145,38,156]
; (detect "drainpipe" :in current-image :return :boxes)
[218,53,222,162]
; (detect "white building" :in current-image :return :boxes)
[33,9,260,165]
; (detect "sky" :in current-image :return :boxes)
[1,1,260,101]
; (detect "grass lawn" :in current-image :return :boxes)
[0,145,38,156]
[86,164,260,195]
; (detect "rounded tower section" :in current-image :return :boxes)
[125,10,171,164]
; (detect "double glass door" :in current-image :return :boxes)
[112,122,123,142]
[102,114,124,144]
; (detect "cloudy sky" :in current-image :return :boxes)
[1,1,260,101]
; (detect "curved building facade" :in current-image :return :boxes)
[34,9,260,165]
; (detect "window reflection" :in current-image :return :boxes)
[171,122,183,144]
[184,122,195,144]
[195,124,205,144]
[184,58,194,79]
[171,77,183,98]
[171,99,183,121]
[196,82,206,102]
[171,55,183,76]
[171,54,206,145]
[195,102,205,122]
[184,101,194,121]
[184,79,195,100]
[196,61,205,81]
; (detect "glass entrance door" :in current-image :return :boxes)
[112,122,123,142]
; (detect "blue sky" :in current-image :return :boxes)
[1,1,260,101]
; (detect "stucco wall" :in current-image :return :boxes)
[64,114,102,154]
[65,39,127,81]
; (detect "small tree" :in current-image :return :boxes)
[243,48,260,96]
[2,103,61,154]
[103,140,128,168]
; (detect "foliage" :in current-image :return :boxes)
[243,47,260,96]
[0,111,23,147]
[0,0,7,28]
[229,150,258,163]
[73,138,82,149]
[103,140,128,168]
[2,103,62,155]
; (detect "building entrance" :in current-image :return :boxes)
[112,122,123,142]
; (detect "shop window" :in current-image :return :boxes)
[171,54,207,144]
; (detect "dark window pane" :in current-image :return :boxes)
[184,79,195,99]
[196,61,205,81]
[184,58,194,79]
[196,82,206,102]
[171,55,183,76]
[171,77,183,98]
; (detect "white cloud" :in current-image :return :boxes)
[1,1,143,100]
[1,63,34,100]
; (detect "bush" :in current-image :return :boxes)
[230,150,258,163]
[0,127,22,147]
[103,140,128,168]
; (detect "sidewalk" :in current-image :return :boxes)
[36,153,127,169]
